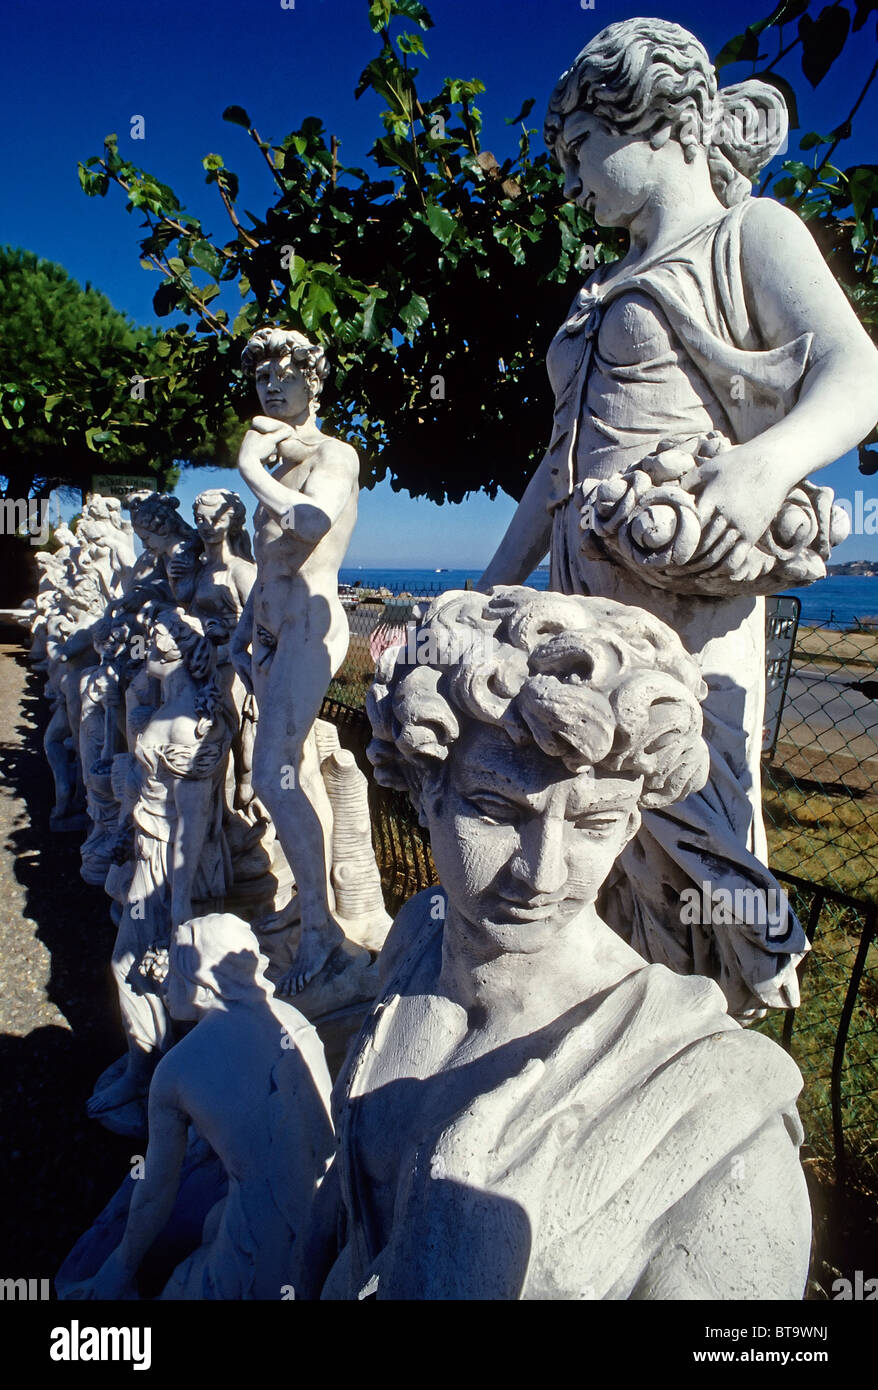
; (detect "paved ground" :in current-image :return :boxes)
[0,623,134,1282]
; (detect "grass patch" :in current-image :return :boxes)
[763,774,878,901]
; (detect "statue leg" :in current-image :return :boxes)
[88,850,170,1115]
[170,775,225,927]
[44,702,75,822]
[87,912,168,1116]
[251,626,342,992]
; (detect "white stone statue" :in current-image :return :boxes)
[120,492,201,616]
[232,328,379,991]
[61,912,334,1301]
[304,587,811,1301]
[41,557,106,831]
[186,488,258,821]
[78,614,132,885]
[88,609,236,1125]
[77,494,136,599]
[478,18,878,1017]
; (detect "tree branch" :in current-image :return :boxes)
[215,180,260,248]
[249,126,288,195]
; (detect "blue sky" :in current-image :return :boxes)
[6,0,878,565]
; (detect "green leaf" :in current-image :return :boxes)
[399,292,429,331]
[799,6,851,88]
[202,153,225,172]
[505,98,535,126]
[189,239,225,278]
[232,304,260,336]
[368,0,433,32]
[424,202,456,244]
[853,0,878,33]
[397,31,427,57]
[301,282,334,330]
[800,131,832,150]
[222,105,252,129]
[714,29,760,71]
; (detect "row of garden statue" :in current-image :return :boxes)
[36,17,878,1298]
[30,452,390,1136]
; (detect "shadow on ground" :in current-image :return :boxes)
[0,625,133,1284]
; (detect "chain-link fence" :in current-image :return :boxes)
[761,609,878,1189]
[323,580,878,1191]
[330,583,451,712]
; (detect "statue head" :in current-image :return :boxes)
[241,327,329,423]
[545,18,787,212]
[368,587,708,951]
[53,523,77,551]
[130,494,196,554]
[193,488,254,562]
[166,912,272,1020]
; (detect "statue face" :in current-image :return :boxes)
[254,357,311,423]
[423,722,641,953]
[555,111,658,228]
[193,497,232,542]
[147,626,182,677]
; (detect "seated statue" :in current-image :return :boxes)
[60,912,334,1300]
[305,587,811,1301]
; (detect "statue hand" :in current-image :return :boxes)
[685,447,789,551]
[166,551,192,581]
[239,417,296,470]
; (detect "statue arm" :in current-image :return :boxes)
[690,200,878,544]
[477,453,555,590]
[237,419,301,518]
[70,1066,190,1298]
[288,441,358,544]
[113,1083,189,1281]
[230,588,255,695]
[739,199,878,484]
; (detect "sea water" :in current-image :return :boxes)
[340,569,878,629]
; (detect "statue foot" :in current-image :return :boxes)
[87,1068,149,1118]
[277,922,344,995]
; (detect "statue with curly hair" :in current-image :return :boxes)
[303,587,811,1301]
[479,18,878,1017]
[88,609,237,1127]
[232,327,364,993]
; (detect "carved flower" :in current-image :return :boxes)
[581,470,703,570]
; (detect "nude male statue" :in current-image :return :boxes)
[232,328,359,992]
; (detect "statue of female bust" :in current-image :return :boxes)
[304,587,811,1301]
[479,18,878,1017]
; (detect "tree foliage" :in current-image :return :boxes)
[76,0,878,500]
[78,0,606,503]
[0,247,239,502]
